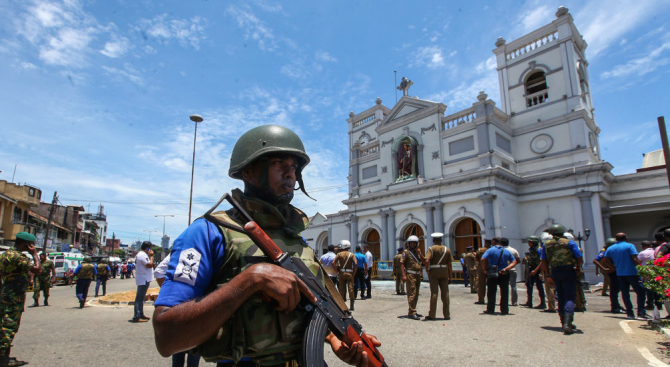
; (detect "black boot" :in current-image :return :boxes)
[521,300,532,307]
[44,298,49,306]
[0,348,9,367]
[349,300,355,311]
[562,313,574,335]
[28,300,39,308]
[79,299,85,309]
[534,301,546,309]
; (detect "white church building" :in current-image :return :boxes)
[301,7,670,283]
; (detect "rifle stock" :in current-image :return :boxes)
[204,193,387,367]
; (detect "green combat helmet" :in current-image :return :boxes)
[228,125,313,199]
[101,258,108,263]
[548,224,567,236]
[605,238,617,248]
[83,256,92,263]
[527,236,540,244]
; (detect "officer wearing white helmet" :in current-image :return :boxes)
[424,232,453,320]
[401,235,425,320]
[333,239,358,310]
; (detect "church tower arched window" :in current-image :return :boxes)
[525,71,548,107]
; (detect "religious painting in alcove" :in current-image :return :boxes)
[395,137,417,182]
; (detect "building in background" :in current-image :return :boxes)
[161,235,170,249]
[106,237,121,253]
[79,205,108,255]
[0,180,41,247]
[301,7,670,285]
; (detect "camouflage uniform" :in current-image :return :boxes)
[196,189,325,365]
[0,248,32,352]
[402,247,424,316]
[463,251,477,293]
[32,259,54,304]
[475,247,488,303]
[393,252,405,294]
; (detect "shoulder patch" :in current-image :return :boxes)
[174,248,202,286]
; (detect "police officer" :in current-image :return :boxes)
[392,247,405,295]
[463,246,477,294]
[95,258,111,297]
[522,236,546,309]
[424,233,452,320]
[29,253,55,307]
[334,240,357,310]
[401,235,424,320]
[540,224,583,335]
[153,125,379,366]
[0,232,42,366]
[74,256,97,308]
[474,241,490,304]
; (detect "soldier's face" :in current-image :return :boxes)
[243,155,297,197]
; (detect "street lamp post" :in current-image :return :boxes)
[143,230,158,244]
[188,114,204,226]
[155,214,175,238]
[569,228,591,288]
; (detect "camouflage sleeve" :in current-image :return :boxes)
[17,256,31,272]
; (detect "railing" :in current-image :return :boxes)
[443,108,476,130]
[506,31,559,61]
[494,109,509,122]
[526,90,549,107]
[359,143,379,157]
[354,114,375,128]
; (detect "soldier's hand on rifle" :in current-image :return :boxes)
[327,332,381,367]
[249,263,317,313]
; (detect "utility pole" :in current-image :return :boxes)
[657,116,670,189]
[42,191,57,253]
[155,214,175,238]
[143,230,158,244]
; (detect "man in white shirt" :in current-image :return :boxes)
[364,244,374,299]
[319,245,338,289]
[132,241,154,323]
[502,238,521,306]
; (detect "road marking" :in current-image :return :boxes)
[620,320,634,335]
[636,347,669,367]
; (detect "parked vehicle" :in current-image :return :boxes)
[48,252,84,285]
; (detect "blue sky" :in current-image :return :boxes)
[1,0,669,245]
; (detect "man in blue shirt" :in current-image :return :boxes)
[152,126,379,367]
[481,237,517,315]
[354,246,368,300]
[602,233,647,320]
[540,225,583,334]
[593,238,624,314]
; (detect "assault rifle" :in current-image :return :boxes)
[204,193,387,367]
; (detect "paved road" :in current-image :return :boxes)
[14,278,670,366]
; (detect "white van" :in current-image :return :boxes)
[48,252,84,285]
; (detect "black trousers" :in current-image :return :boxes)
[526,272,545,304]
[354,270,366,298]
[486,272,511,314]
[364,273,372,297]
[609,271,622,311]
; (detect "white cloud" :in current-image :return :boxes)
[315,51,337,62]
[601,41,670,79]
[575,0,663,58]
[102,63,143,86]
[513,4,552,35]
[252,0,283,13]
[427,56,499,110]
[135,14,207,50]
[227,5,277,51]
[412,46,446,69]
[20,62,38,70]
[100,35,129,58]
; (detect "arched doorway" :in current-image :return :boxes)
[453,218,481,256]
[363,229,381,261]
[316,231,329,255]
[402,224,425,256]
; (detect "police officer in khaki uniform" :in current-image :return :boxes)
[424,233,452,320]
[475,241,491,304]
[333,240,357,310]
[401,235,424,320]
[392,247,406,295]
[463,246,477,294]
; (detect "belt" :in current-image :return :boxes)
[340,269,353,273]
[431,265,447,268]
[406,270,421,274]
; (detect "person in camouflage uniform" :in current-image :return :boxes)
[0,232,42,367]
[94,258,111,297]
[522,236,546,309]
[153,125,380,367]
[74,256,97,309]
[540,224,583,335]
[29,253,55,307]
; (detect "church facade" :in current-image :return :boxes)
[302,7,670,283]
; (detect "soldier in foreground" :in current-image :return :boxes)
[401,235,424,320]
[540,225,583,334]
[74,256,97,308]
[153,125,379,366]
[0,232,41,367]
[29,253,54,307]
[424,233,452,320]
